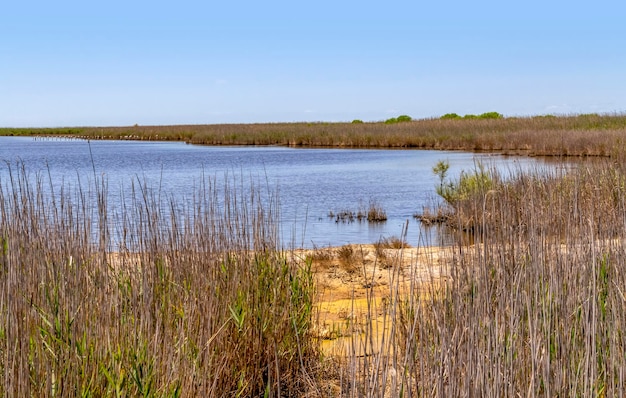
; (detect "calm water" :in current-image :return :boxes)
[0,136,553,248]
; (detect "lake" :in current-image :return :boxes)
[0,136,554,248]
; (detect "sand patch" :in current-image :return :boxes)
[291,244,451,356]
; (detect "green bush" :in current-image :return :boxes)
[351,119,364,124]
[478,112,503,119]
[438,112,503,120]
[384,115,412,124]
[440,113,462,120]
[433,160,494,205]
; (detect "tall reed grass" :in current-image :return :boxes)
[0,164,318,396]
[4,156,626,396]
[4,113,626,156]
[337,160,626,396]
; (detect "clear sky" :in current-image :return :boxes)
[2,1,625,127]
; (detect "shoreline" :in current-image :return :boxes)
[2,113,626,157]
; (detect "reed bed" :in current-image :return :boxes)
[0,164,319,397]
[3,113,626,156]
[336,160,626,396]
[4,154,626,396]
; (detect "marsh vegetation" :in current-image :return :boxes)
[0,167,318,396]
[3,113,626,156]
[4,116,626,395]
[391,160,626,396]
[4,157,626,396]
[315,159,626,396]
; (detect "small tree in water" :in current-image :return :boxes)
[433,160,494,206]
[433,160,451,200]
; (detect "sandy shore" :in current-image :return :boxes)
[291,244,452,356]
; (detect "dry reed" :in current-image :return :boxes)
[4,113,626,156]
[5,150,626,396]
[336,160,626,396]
[0,164,319,397]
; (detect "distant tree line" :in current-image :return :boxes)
[440,112,503,120]
[350,112,503,124]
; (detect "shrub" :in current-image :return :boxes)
[478,111,503,119]
[384,115,412,124]
[432,159,451,198]
[440,113,462,120]
[450,112,502,119]
[433,160,495,205]
[351,119,364,124]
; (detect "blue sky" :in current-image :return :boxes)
[1,1,625,127]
